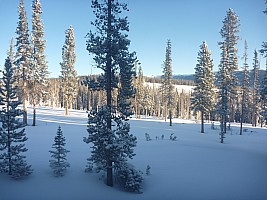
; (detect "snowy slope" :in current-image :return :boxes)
[1,107,267,200]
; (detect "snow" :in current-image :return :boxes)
[1,107,267,200]
[145,82,193,93]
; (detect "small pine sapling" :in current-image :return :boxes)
[49,126,70,177]
[170,133,177,141]
[146,165,151,176]
[145,133,151,141]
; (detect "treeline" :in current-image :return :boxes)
[45,74,193,120]
[145,76,195,86]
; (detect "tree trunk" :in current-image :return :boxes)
[32,104,36,126]
[65,96,69,115]
[169,110,172,126]
[201,111,204,133]
[23,98,27,125]
[7,114,11,175]
[106,0,113,187]
[240,121,243,135]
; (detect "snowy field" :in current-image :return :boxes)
[1,107,267,200]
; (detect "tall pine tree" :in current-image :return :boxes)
[84,0,137,187]
[219,8,240,123]
[240,41,251,135]
[261,1,267,57]
[217,9,240,143]
[191,41,215,133]
[0,57,32,179]
[15,0,31,125]
[135,64,145,118]
[60,25,78,115]
[261,59,267,125]
[251,50,261,127]
[217,42,228,143]
[30,0,49,126]
[161,39,174,126]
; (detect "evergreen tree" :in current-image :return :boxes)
[251,50,261,127]
[85,0,137,187]
[261,59,267,125]
[191,41,215,133]
[15,0,31,125]
[260,1,267,126]
[29,0,49,126]
[49,126,70,177]
[240,41,251,135]
[60,25,78,115]
[261,1,267,57]
[217,8,240,143]
[0,57,32,179]
[217,42,228,143]
[161,39,174,126]
[219,8,240,123]
[135,64,145,118]
[118,57,136,117]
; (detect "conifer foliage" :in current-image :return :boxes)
[251,50,261,127]
[85,0,138,187]
[161,40,174,126]
[0,57,32,179]
[240,41,251,135]
[15,0,31,125]
[217,42,228,143]
[49,126,70,177]
[60,26,78,115]
[261,60,267,124]
[261,1,267,57]
[217,9,240,143]
[30,0,49,126]
[191,41,215,133]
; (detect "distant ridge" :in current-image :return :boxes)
[172,69,266,86]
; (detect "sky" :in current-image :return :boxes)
[0,0,266,78]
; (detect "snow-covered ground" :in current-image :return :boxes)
[1,107,267,200]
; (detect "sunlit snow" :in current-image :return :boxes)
[1,107,267,200]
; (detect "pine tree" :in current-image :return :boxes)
[15,0,31,125]
[217,42,228,143]
[60,25,78,116]
[118,57,136,117]
[217,9,240,143]
[161,40,174,126]
[219,8,240,123]
[49,126,70,177]
[0,57,32,179]
[261,59,267,125]
[251,50,261,127]
[85,0,137,187]
[135,64,145,118]
[261,1,267,57]
[29,0,49,126]
[240,41,251,135]
[191,41,215,133]
[260,1,267,126]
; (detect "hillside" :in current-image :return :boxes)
[1,107,267,200]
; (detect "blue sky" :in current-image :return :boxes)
[0,0,266,78]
